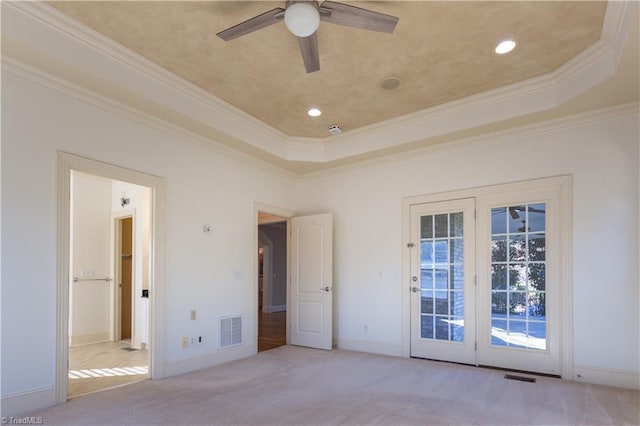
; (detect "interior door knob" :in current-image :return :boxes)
[320,286,330,292]
[411,287,419,293]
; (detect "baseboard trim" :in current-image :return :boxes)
[262,304,286,313]
[1,386,55,417]
[164,345,255,377]
[70,332,110,346]
[336,339,403,357]
[133,336,146,350]
[573,364,639,390]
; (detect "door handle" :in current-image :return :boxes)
[320,286,331,292]
[411,286,419,293]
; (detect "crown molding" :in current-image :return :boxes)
[320,0,636,161]
[300,102,640,181]
[1,1,291,157]
[1,56,300,181]
[2,1,636,164]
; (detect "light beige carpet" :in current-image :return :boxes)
[30,345,639,425]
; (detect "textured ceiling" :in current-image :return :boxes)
[47,1,607,139]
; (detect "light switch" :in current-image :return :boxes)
[190,310,196,320]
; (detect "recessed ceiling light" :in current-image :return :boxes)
[495,39,516,55]
[307,108,322,117]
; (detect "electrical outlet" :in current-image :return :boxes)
[182,337,189,348]
[190,310,197,321]
[203,224,213,234]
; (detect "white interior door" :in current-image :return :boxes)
[410,198,476,364]
[290,213,333,350]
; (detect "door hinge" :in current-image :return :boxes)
[407,242,415,248]
[474,209,476,219]
[474,275,477,286]
[474,342,477,350]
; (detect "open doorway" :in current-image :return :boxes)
[257,212,288,351]
[57,153,165,405]
[119,216,133,341]
[67,170,151,398]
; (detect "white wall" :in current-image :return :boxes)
[70,172,112,345]
[1,70,297,411]
[1,44,638,418]
[297,109,640,385]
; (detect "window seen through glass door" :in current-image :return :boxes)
[490,203,546,350]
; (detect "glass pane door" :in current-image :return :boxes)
[490,204,547,350]
[419,212,465,342]
[410,198,475,365]
[476,181,564,376]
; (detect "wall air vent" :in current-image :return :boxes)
[219,315,243,349]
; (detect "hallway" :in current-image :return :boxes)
[257,310,286,352]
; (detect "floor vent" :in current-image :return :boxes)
[504,374,536,383]
[121,347,138,352]
[220,316,243,349]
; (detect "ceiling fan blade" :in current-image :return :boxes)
[297,32,320,73]
[319,1,398,34]
[217,8,285,41]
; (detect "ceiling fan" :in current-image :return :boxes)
[216,0,399,73]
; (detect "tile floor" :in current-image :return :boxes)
[68,340,148,398]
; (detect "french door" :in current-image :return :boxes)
[409,181,564,375]
[410,198,476,364]
[476,188,562,375]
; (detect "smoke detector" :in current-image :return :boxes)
[328,124,342,135]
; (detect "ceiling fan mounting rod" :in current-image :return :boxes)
[287,0,319,8]
[285,0,333,17]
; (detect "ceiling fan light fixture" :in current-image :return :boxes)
[495,39,516,54]
[285,2,320,37]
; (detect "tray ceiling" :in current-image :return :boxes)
[48,1,607,139]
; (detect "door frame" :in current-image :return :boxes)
[56,152,166,404]
[111,211,135,343]
[254,203,295,347]
[402,176,573,378]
